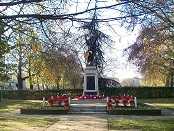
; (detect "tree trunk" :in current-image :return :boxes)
[165,75,170,87]
[17,74,23,90]
[17,53,23,89]
[56,79,59,89]
[171,60,174,87]
[170,72,173,87]
[30,83,33,90]
[37,76,40,90]
[42,83,44,90]
[28,57,33,90]
[46,85,48,90]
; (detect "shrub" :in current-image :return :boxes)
[1,87,174,100]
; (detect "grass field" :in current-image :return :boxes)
[1,98,174,131]
[0,99,60,131]
[109,98,174,131]
[0,99,41,113]
[0,117,60,131]
[139,98,174,111]
[109,119,174,131]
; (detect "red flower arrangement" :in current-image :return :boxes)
[76,94,104,100]
[64,100,69,106]
[106,100,112,111]
[64,100,69,110]
[47,97,55,106]
[115,96,119,106]
[121,95,128,106]
[128,97,134,106]
[109,95,135,107]
[47,97,55,103]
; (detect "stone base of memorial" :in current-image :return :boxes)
[107,103,161,116]
[108,109,161,115]
[21,106,68,115]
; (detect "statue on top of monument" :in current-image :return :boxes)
[84,46,95,66]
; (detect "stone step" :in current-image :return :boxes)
[70,102,106,104]
[71,105,105,107]
[68,111,107,114]
[68,99,107,114]
[70,108,106,110]
[68,106,106,114]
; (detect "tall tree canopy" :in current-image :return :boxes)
[0,0,173,87]
[0,21,10,82]
[124,0,174,86]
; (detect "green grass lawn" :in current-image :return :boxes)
[109,98,174,131]
[0,99,60,131]
[1,98,174,131]
[0,99,42,113]
[138,98,174,111]
[109,119,174,131]
[0,117,60,131]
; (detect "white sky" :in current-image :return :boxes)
[103,29,142,82]
[69,0,142,81]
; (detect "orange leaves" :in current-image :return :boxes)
[38,45,41,51]
[32,45,37,52]
[32,44,42,52]
[84,53,88,61]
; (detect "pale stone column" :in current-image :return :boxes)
[83,66,99,96]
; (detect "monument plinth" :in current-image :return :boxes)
[83,66,99,96]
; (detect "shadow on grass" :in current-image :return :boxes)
[139,98,174,111]
[0,117,60,131]
[139,98,174,104]
[0,99,42,113]
[109,119,174,131]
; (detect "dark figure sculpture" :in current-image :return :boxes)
[84,47,95,66]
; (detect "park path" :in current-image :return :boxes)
[45,99,108,131]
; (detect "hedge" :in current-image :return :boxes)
[122,87,174,98]
[1,89,83,100]
[0,87,174,100]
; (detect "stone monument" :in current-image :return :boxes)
[83,66,99,96]
[83,47,99,96]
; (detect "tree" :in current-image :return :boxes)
[1,0,173,87]
[124,21,174,86]
[0,21,9,82]
[80,1,113,74]
[5,23,41,90]
[121,0,174,86]
[0,0,135,74]
[30,44,82,89]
